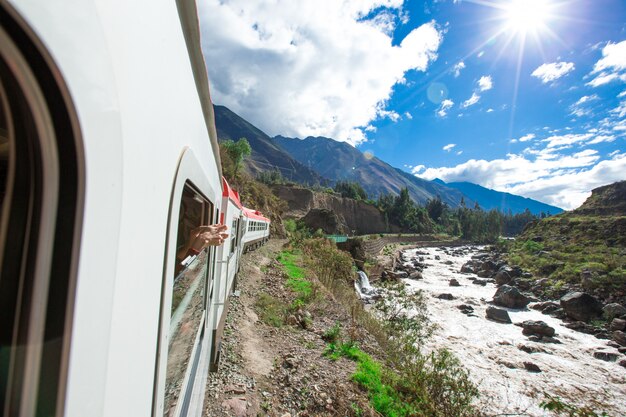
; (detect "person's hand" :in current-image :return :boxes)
[188,224,229,251]
[177,224,229,263]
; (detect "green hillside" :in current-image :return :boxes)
[507,181,626,300]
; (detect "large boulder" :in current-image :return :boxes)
[613,330,626,347]
[493,285,531,309]
[520,320,555,337]
[494,270,512,286]
[603,303,626,320]
[486,306,511,323]
[610,318,626,331]
[559,292,603,322]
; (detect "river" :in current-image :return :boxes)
[397,245,626,417]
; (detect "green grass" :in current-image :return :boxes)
[325,342,411,417]
[277,250,313,301]
[255,293,286,327]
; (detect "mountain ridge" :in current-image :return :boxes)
[273,135,469,207]
[436,180,564,215]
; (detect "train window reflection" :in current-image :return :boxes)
[164,183,213,417]
[0,81,9,211]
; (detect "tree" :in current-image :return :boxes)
[426,196,447,224]
[334,180,368,200]
[221,137,251,178]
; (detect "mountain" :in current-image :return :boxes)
[273,135,469,207]
[213,105,325,185]
[435,180,564,215]
[507,180,626,303]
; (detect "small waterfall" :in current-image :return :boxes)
[355,270,378,303]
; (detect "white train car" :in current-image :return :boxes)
[241,207,271,252]
[0,1,269,417]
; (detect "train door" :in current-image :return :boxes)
[154,147,222,417]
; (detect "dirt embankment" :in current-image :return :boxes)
[203,240,378,417]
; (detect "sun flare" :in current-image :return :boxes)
[504,0,552,33]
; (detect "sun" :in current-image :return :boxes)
[503,0,552,33]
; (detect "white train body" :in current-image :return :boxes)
[0,2,270,417]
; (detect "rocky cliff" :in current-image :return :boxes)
[271,185,401,235]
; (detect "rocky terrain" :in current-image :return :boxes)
[272,184,401,235]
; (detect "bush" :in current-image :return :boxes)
[255,293,286,327]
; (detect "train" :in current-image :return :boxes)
[0,1,270,417]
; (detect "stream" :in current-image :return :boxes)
[392,245,626,416]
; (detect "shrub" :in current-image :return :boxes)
[255,293,286,327]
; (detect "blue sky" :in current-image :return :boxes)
[199,0,626,209]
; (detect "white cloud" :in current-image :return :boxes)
[542,133,594,148]
[531,62,575,84]
[619,90,626,98]
[591,40,626,73]
[199,0,442,145]
[610,100,626,118]
[437,99,454,117]
[586,73,626,88]
[404,111,413,120]
[587,40,626,88]
[570,94,599,117]
[486,108,494,113]
[380,110,401,122]
[462,92,480,108]
[416,150,626,209]
[478,75,493,91]
[411,164,425,174]
[514,133,536,143]
[456,150,463,155]
[452,61,465,77]
[443,143,456,152]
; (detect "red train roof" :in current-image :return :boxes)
[222,177,243,209]
[242,206,271,222]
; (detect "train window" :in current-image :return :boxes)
[230,218,238,254]
[165,183,213,416]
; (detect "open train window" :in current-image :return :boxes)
[164,182,213,416]
[0,18,82,417]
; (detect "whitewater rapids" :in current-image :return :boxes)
[398,245,626,416]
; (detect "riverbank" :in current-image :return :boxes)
[385,244,626,416]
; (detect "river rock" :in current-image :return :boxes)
[460,263,474,274]
[613,330,626,347]
[449,278,460,287]
[619,359,626,368]
[457,304,474,315]
[593,351,619,362]
[610,318,626,331]
[436,293,455,300]
[559,292,603,322]
[493,285,531,309]
[520,320,555,337]
[408,271,423,280]
[523,362,542,373]
[494,270,512,286]
[603,303,626,320]
[486,306,511,323]
[473,279,489,286]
